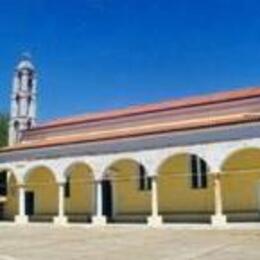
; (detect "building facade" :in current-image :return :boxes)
[0,58,260,227]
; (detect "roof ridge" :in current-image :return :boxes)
[32,86,260,130]
[29,112,254,142]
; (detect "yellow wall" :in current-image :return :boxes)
[109,160,150,215]
[26,167,58,215]
[4,149,260,220]
[5,173,18,220]
[222,149,260,212]
[158,154,214,214]
[65,164,94,215]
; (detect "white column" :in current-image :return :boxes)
[15,185,28,224]
[58,184,65,217]
[92,180,106,226]
[96,180,103,217]
[18,185,25,216]
[54,183,67,225]
[151,176,159,217]
[147,176,162,227]
[211,173,227,226]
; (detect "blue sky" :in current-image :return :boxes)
[0,0,260,122]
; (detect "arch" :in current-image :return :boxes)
[24,165,58,184]
[220,148,260,222]
[221,147,260,172]
[104,158,147,177]
[156,152,211,174]
[97,154,144,180]
[62,161,95,223]
[157,152,214,223]
[63,161,94,179]
[0,165,22,184]
[24,165,58,222]
[103,158,151,223]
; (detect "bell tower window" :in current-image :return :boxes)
[14,121,20,143]
[15,95,20,116]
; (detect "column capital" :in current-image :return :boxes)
[94,177,104,183]
[16,184,26,188]
[57,182,66,186]
[212,171,225,176]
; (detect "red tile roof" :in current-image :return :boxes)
[2,86,260,153]
[30,87,260,130]
[1,112,260,153]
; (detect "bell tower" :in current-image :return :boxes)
[9,54,37,146]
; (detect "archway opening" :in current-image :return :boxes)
[221,148,260,222]
[157,153,214,223]
[105,159,151,223]
[64,162,94,223]
[0,169,18,221]
[25,166,58,222]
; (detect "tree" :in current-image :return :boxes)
[0,113,8,148]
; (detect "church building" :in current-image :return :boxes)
[0,56,260,227]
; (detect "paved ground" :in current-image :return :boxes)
[0,225,260,259]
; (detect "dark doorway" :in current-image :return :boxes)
[25,191,34,216]
[0,203,4,220]
[102,180,113,220]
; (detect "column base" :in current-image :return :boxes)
[15,215,28,224]
[211,214,227,227]
[147,215,163,227]
[53,216,68,225]
[92,216,107,226]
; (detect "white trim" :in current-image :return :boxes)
[3,137,260,183]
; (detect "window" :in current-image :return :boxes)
[28,75,33,91]
[14,121,20,143]
[27,97,32,116]
[65,176,70,198]
[190,155,208,189]
[18,71,22,81]
[138,165,151,191]
[16,95,21,116]
[27,120,32,129]
[0,171,7,196]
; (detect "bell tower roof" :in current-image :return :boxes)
[16,53,35,71]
